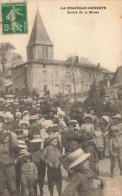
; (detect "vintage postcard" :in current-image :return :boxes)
[0,0,122,196]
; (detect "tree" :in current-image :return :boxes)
[83,79,104,117]
[11,52,23,67]
[61,57,84,102]
[0,42,23,72]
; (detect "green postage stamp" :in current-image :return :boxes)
[1,2,28,34]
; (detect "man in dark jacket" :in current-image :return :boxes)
[0,122,18,196]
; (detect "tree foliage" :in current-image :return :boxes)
[83,79,104,117]
[0,42,23,73]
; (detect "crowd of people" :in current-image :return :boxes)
[0,95,122,196]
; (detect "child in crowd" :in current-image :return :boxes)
[109,126,122,178]
[94,122,104,160]
[62,148,105,196]
[16,148,28,195]
[81,133,99,175]
[19,119,30,137]
[14,112,22,129]
[80,115,95,136]
[30,135,44,196]
[41,133,62,196]
[19,151,38,196]
[45,124,63,154]
[112,114,122,135]
[63,120,80,153]
[62,137,81,180]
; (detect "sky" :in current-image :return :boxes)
[0,0,122,72]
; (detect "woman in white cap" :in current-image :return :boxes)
[62,148,105,196]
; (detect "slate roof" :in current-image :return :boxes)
[27,10,53,47]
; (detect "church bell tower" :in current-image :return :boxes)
[27,10,53,61]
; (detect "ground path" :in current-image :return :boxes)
[4,158,122,196]
[43,158,122,196]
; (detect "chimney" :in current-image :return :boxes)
[67,56,79,63]
[75,56,79,63]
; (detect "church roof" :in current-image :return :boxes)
[27,10,53,47]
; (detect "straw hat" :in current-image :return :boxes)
[23,110,29,116]
[30,115,39,120]
[68,148,91,169]
[18,140,27,149]
[30,135,44,143]
[68,120,78,125]
[101,116,109,123]
[112,114,121,120]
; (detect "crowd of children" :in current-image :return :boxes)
[0,97,122,196]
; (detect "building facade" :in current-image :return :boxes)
[11,10,112,96]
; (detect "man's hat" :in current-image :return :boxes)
[111,126,119,131]
[18,140,27,149]
[18,151,31,159]
[101,116,109,123]
[30,135,44,143]
[19,149,28,156]
[68,120,78,126]
[45,133,58,144]
[30,115,40,120]
[112,114,121,120]
[68,148,91,169]
[23,110,29,116]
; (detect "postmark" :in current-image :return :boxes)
[1,2,27,34]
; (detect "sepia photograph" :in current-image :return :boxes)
[0,0,122,195]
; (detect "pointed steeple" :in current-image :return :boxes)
[27,10,53,47]
[27,10,53,61]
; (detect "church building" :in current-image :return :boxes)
[11,10,112,95]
